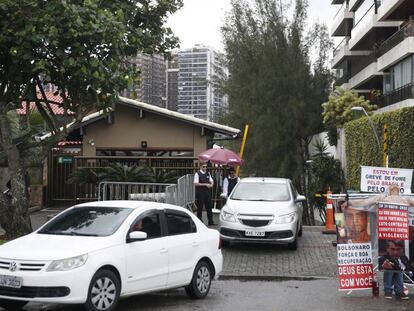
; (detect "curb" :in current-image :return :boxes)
[29,206,43,214]
[217,274,332,282]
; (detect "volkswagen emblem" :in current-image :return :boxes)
[9,261,17,272]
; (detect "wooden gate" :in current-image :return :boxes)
[47,152,76,207]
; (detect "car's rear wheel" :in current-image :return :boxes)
[185,260,212,299]
[84,269,120,311]
[0,299,28,310]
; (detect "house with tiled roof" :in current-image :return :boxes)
[22,93,240,206]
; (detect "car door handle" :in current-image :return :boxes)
[160,248,168,253]
[192,242,199,247]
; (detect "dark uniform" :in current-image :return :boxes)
[227,178,238,196]
[195,171,214,224]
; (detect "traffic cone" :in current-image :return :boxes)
[322,188,336,234]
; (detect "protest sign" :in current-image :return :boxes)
[378,202,409,240]
[378,202,410,272]
[337,243,373,290]
[334,199,373,290]
[360,166,413,194]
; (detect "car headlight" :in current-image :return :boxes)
[47,254,88,272]
[274,212,296,224]
[220,208,236,223]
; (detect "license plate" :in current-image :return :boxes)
[245,230,265,237]
[0,275,23,288]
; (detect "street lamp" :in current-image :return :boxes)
[351,106,380,149]
[304,159,313,223]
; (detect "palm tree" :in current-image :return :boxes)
[68,167,103,186]
[147,167,179,184]
[100,163,155,183]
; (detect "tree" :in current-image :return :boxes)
[308,139,345,224]
[100,164,155,183]
[221,0,333,224]
[322,87,377,145]
[0,0,182,239]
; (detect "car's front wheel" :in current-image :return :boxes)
[0,299,28,310]
[84,269,120,311]
[288,236,298,250]
[185,260,212,299]
[298,223,303,237]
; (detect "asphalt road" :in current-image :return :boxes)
[1,211,412,310]
[4,278,414,311]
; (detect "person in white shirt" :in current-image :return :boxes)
[222,167,240,197]
[194,162,215,225]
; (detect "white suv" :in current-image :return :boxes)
[219,177,305,250]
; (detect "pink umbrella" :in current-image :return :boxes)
[198,147,243,166]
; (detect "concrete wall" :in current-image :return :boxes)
[82,105,209,156]
[308,132,337,158]
[309,129,347,175]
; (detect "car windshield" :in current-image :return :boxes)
[38,206,133,237]
[230,182,291,201]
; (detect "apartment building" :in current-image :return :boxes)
[122,53,167,108]
[177,45,228,121]
[331,0,414,112]
[166,52,179,111]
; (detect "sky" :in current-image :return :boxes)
[167,0,338,52]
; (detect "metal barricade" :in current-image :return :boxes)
[98,182,173,202]
[97,174,195,210]
[176,174,195,210]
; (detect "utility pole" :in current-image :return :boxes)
[236,124,249,176]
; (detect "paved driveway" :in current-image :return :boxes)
[220,226,337,278]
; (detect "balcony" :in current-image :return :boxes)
[377,19,414,71]
[347,51,382,89]
[331,2,354,37]
[378,0,414,21]
[372,82,414,109]
[333,65,352,87]
[332,37,372,68]
[349,2,401,50]
[349,0,363,11]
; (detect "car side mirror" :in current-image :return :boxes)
[295,195,306,202]
[127,231,147,243]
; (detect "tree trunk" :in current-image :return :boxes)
[0,103,32,239]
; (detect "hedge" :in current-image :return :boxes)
[345,107,414,191]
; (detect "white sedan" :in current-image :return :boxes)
[0,201,223,311]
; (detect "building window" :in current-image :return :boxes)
[385,56,413,93]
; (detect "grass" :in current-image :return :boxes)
[0,240,6,245]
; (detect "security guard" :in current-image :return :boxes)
[222,166,240,197]
[194,162,215,225]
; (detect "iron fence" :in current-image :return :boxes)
[372,82,414,108]
[376,18,414,58]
